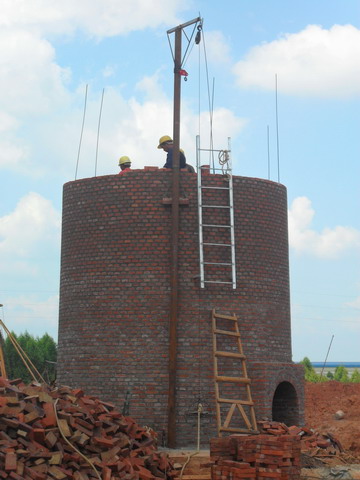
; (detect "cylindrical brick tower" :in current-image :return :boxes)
[57,168,304,447]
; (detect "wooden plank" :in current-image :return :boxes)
[223,403,236,429]
[213,329,240,337]
[236,403,252,430]
[215,351,246,359]
[218,398,254,406]
[215,376,251,384]
[213,312,238,321]
[219,426,259,434]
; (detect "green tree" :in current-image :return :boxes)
[326,371,334,380]
[350,369,360,383]
[334,365,349,382]
[300,357,322,382]
[3,332,57,384]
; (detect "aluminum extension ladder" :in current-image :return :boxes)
[196,136,236,289]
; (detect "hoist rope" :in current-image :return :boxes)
[200,28,216,172]
[54,398,101,480]
[179,403,203,480]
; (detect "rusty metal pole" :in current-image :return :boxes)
[167,25,181,449]
[166,16,201,449]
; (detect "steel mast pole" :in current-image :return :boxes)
[167,24,181,450]
[166,17,200,449]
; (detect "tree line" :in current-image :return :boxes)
[2,332,57,383]
[1,333,359,385]
[300,357,360,383]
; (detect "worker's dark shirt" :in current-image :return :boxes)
[163,149,186,169]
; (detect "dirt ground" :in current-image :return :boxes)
[305,381,360,455]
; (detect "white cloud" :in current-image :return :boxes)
[2,295,59,338]
[72,79,247,178]
[288,196,360,257]
[0,112,19,132]
[233,24,360,98]
[202,30,231,64]
[0,141,29,170]
[0,28,71,174]
[0,0,188,37]
[0,30,70,116]
[346,296,360,309]
[0,192,60,258]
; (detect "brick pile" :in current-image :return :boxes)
[257,420,343,455]
[210,434,301,480]
[0,378,175,480]
[211,460,256,480]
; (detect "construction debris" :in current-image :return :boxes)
[0,377,175,480]
[209,420,360,480]
[211,434,301,480]
[257,421,344,457]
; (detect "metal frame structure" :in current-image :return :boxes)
[196,135,236,289]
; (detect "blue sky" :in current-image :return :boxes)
[0,0,359,362]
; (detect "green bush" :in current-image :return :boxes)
[300,358,360,383]
[350,369,360,383]
[334,365,349,382]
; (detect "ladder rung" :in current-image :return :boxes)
[204,262,233,266]
[204,280,234,285]
[201,205,231,209]
[201,186,229,190]
[213,313,238,321]
[220,427,258,434]
[201,224,231,228]
[203,242,232,247]
[214,329,240,337]
[215,351,245,359]
[218,398,254,406]
[198,148,228,153]
[215,376,251,384]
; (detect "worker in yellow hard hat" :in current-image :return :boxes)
[157,135,186,169]
[118,156,132,176]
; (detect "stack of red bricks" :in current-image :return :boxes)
[0,377,175,480]
[210,434,301,480]
[258,421,343,454]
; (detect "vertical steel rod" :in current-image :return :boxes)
[167,25,182,449]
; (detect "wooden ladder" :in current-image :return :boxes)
[212,308,258,436]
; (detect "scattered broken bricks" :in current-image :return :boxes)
[209,420,349,480]
[257,420,343,456]
[0,377,176,480]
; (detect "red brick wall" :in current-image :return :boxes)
[57,169,303,447]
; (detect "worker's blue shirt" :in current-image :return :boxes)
[163,149,186,169]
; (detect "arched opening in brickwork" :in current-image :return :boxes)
[272,381,299,425]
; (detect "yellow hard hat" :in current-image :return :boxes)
[119,156,131,166]
[157,135,173,149]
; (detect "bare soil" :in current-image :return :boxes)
[305,381,360,454]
